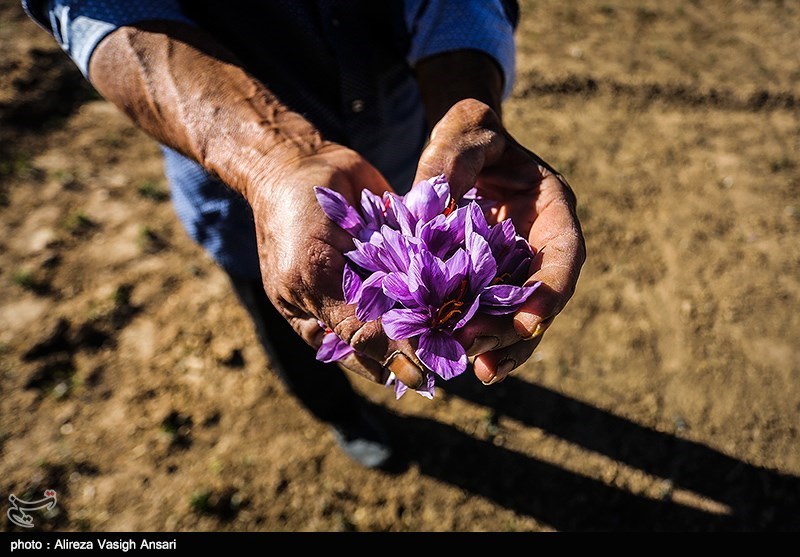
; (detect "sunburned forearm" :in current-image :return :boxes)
[88,20,325,202]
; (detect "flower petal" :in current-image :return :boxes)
[316,331,354,363]
[381,225,419,272]
[342,264,363,305]
[466,231,497,292]
[460,187,497,212]
[314,186,364,236]
[359,189,385,228]
[442,248,469,298]
[404,174,449,222]
[346,239,384,273]
[417,330,468,380]
[452,293,481,330]
[465,201,490,239]
[479,282,542,315]
[419,207,466,259]
[414,372,436,399]
[393,377,408,399]
[387,193,417,236]
[382,308,431,340]
[355,271,395,321]
[382,193,400,229]
[382,272,420,308]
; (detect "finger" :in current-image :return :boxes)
[323,307,427,390]
[336,351,389,384]
[514,176,586,338]
[472,336,543,385]
[413,100,506,199]
[452,313,522,357]
[289,310,426,389]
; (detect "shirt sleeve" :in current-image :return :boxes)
[21,0,193,79]
[404,0,519,99]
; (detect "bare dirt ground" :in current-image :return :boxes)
[1,0,798,532]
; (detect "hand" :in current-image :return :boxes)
[413,98,586,385]
[247,143,428,388]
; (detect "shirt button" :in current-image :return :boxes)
[350,99,365,113]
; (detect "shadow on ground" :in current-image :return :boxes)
[373,374,800,532]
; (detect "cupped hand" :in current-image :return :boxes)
[413,99,586,385]
[247,143,427,388]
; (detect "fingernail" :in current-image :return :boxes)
[481,374,499,386]
[468,335,501,356]
[514,312,537,339]
[386,352,424,390]
[497,358,517,377]
[515,314,552,341]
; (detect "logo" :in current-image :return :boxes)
[7,490,57,528]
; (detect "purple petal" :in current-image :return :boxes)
[452,293,481,330]
[314,187,364,236]
[416,330,468,380]
[466,231,497,292]
[382,308,431,340]
[316,331,354,363]
[465,201,490,239]
[392,376,408,399]
[480,282,542,315]
[380,225,419,272]
[342,264,363,305]
[442,248,469,298]
[507,254,533,284]
[355,271,395,321]
[489,218,517,246]
[387,193,417,236]
[382,272,420,308]
[487,218,517,262]
[404,175,450,222]
[414,372,436,399]
[418,207,467,259]
[382,193,400,229]
[430,174,450,196]
[409,250,448,307]
[346,239,384,273]
[359,189,386,228]
[460,186,497,212]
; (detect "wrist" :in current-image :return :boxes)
[204,101,331,204]
[414,50,504,131]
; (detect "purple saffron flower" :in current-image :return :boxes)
[343,226,424,321]
[315,321,354,363]
[403,174,450,223]
[382,245,494,380]
[384,174,452,237]
[314,174,543,400]
[465,203,540,314]
[314,186,389,242]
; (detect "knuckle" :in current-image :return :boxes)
[330,315,387,360]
